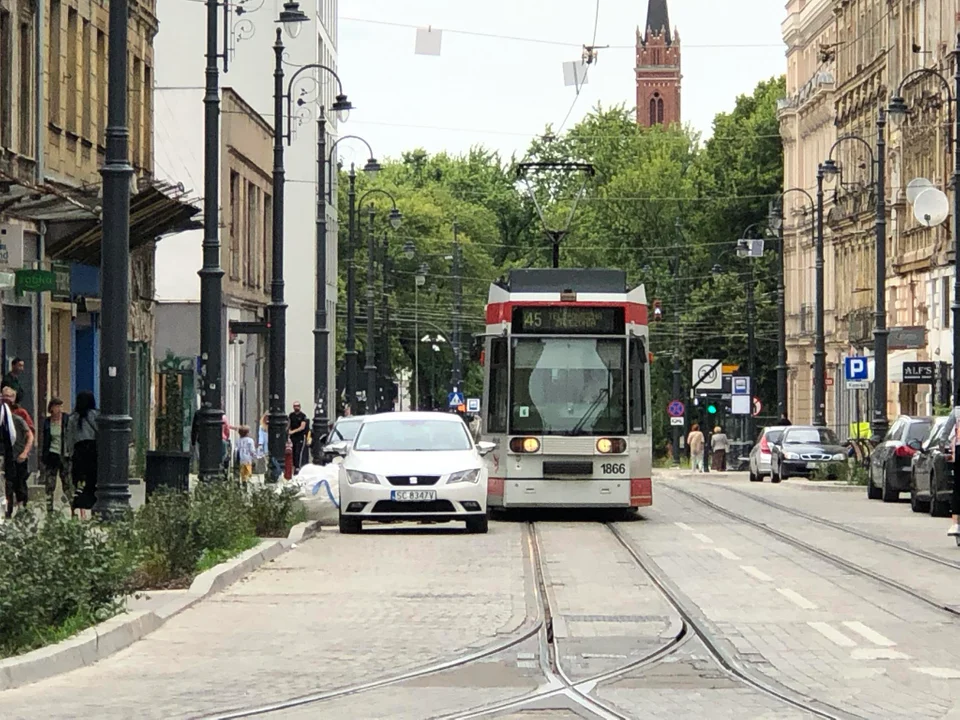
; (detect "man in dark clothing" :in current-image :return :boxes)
[1,357,25,404]
[288,402,308,472]
[1,391,33,517]
[778,414,792,427]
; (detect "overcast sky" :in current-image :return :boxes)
[334,0,785,167]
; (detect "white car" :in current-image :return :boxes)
[325,412,495,534]
[748,426,788,482]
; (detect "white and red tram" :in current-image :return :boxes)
[479,269,653,509]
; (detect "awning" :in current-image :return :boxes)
[0,169,201,265]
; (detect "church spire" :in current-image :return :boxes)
[645,0,672,45]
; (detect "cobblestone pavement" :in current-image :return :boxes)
[0,524,528,720]
[639,470,960,719]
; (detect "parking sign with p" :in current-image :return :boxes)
[844,356,868,381]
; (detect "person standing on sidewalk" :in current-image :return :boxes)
[686,424,705,472]
[288,402,308,473]
[1,392,32,518]
[236,426,255,484]
[710,426,729,471]
[1,357,25,404]
[41,398,71,512]
[66,391,99,517]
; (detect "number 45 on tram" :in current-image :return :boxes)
[478,268,653,510]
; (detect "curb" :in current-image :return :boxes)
[0,520,320,692]
[789,481,864,493]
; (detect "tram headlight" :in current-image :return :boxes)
[509,437,541,453]
[596,438,626,454]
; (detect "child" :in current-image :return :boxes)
[236,425,256,483]
[42,397,71,512]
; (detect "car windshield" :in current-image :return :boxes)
[765,428,785,443]
[510,337,626,435]
[783,427,840,445]
[332,418,363,441]
[353,419,472,452]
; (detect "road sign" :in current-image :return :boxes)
[667,400,685,418]
[448,390,465,408]
[844,356,868,381]
[752,397,762,417]
[847,381,869,390]
[466,398,481,412]
[732,377,750,396]
[692,359,722,391]
[731,396,750,415]
[670,417,684,426]
[903,361,935,384]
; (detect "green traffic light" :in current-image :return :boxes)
[707,404,717,414]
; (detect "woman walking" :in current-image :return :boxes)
[686,423,705,472]
[41,398,71,511]
[66,391,98,517]
[711,426,729,471]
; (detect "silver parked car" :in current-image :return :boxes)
[748,426,788,483]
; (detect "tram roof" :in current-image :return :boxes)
[496,269,627,293]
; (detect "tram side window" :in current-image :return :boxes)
[629,337,647,433]
[487,338,508,433]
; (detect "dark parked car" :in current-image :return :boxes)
[770,426,847,482]
[868,415,933,502]
[910,414,955,516]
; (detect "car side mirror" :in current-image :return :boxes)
[476,441,497,456]
[323,441,349,457]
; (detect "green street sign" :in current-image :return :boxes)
[52,261,71,301]
[15,269,58,293]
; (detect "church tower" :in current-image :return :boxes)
[635,0,681,127]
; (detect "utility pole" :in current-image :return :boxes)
[871,109,889,441]
[814,164,827,427]
[671,258,681,467]
[379,231,390,412]
[345,166,358,415]
[365,204,377,414]
[310,113,329,464]
[93,0,132,517]
[451,221,463,393]
[776,216,788,419]
[746,262,756,444]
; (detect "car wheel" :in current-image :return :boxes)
[930,477,951,517]
[881,467,899,503]
[867,466,882,500]
[771,464,781,483]
[749,469,761,482]
[465,514,489,534]
[338,513,361,534]
[910,487,930,513]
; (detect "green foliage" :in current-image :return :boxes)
[244,484,308,537]
[0,513,133,657]
[811,460,867,485]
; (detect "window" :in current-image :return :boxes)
[657,98,664,123]
[485,338,508,433]
[81,19,90,139]
[245,182,259,286]
[131,57,141,166]
[0,10,11,148]
[66,8,77,133]
[353,419,472,452]
[648,98,656,125]
[96,29,105,143]
[143,65,152,169]
[943,277,951,328]
[262,193,272,288]
[229,171,240,279]
[50,0,61,125]
[628,337,647,433]
[17,21,30,155]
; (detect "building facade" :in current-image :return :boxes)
[0,0,197,472]
[780,0,957,431]
[154,0,340,432]
[635,0,681,127]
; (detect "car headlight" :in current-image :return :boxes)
[447,469,480,484]
[345,469,380,485]
[832,452,846,461]
[784,452,800,460]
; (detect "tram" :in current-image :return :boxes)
[479,268,653,509]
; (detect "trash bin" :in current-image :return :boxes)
[145,450,191,498]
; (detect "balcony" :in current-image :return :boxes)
[848,307,874,347]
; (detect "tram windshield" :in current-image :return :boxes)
[510,337,626,435]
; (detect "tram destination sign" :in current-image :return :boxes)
[512,306,625,335]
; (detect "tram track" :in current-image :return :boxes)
[666,483,960,619]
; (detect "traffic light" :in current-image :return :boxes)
[652,300,663,321]
[707,403,718,415]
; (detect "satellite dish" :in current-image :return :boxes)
[913,188,950,227]
[906,177,935,204]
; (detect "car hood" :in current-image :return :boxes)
[343,450,480,476]
[781,443,846,455]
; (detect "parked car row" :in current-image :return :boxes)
[748,425,846,483]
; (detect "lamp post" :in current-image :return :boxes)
[451,221,463,394]
[821,110,887,440]
[93,0,134,516]
[414,260,427,411]
[814,164,827,427]
[358,192,402,413]
[770,188,816,421]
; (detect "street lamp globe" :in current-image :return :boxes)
[363,157,381,177]
[416,261,428,287]
[388,208,403,230]
[277,0,309,38]
[887,95,909,121]
[402,240,416,260]
[821,158,840,177]
[711,263,723,276]
[332,95,352,123]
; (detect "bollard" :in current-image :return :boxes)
[284,439,294,480]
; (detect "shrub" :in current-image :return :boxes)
[0,513,134,657]
[245,484,306,537]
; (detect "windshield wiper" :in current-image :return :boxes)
[567,388,609,436]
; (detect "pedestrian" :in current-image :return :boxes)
[1,391,32,518]
[778,413,792,427]
[235,426,255,484]
[66,390,99,518]
[948,413,960,538]
[711,425,729,471]
[41,397,71,512]
[686,423,705,472]
[2,385,34,433]
[1,357,25,404]
[288,402,308,473]
[258,413,269,455]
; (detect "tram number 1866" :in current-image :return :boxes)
[600,463,626,475]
